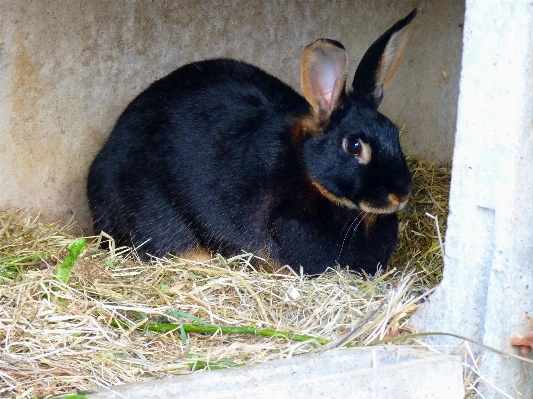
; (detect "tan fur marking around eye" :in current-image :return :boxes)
[311,180,359,209]
[358,141,372,164]
[343,138,372,164]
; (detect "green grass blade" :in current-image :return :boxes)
[110,319,330,345]
[166,311,216,326]
[56,238,86,284]
[0,252,51,265]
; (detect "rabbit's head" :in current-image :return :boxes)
[298,10,416,215]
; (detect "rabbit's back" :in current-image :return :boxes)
[88,60,308,259]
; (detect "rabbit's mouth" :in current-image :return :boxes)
[311,180,409,214]
[359,194,410,214]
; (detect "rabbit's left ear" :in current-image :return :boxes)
[301,39,347,126]
[350,9,418,109]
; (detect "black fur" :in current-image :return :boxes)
[87,11,416,274]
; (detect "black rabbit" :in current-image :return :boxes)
[88,10,417,274]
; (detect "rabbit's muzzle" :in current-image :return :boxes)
[359,193,410,214]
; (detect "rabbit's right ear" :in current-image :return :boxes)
[301,39,347,127]
[350,9,418,109]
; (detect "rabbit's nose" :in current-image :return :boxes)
[398,198,409,210]
[388,193,410,211]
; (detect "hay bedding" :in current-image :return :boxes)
[0,157,450,398]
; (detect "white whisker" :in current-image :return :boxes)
[337,211,365,262]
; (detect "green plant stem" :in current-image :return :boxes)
[110,320,533,366]
[110,319,331,345]
[0,252,51,264]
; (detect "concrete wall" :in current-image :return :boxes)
[411,1,533,396]
[0,0,464,230]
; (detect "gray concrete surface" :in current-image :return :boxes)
[410,1,533,397]
[0,0,464,230]
[88,347,464,399]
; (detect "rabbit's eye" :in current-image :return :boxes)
[343,137,362,157]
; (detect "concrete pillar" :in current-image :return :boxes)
[411,1,533,397]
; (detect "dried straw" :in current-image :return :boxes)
[0,157,451,398]
[390,156,451,285]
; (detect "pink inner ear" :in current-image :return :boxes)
[315,59,341,110]
[320,89,334,109]
[301,39,346,120]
